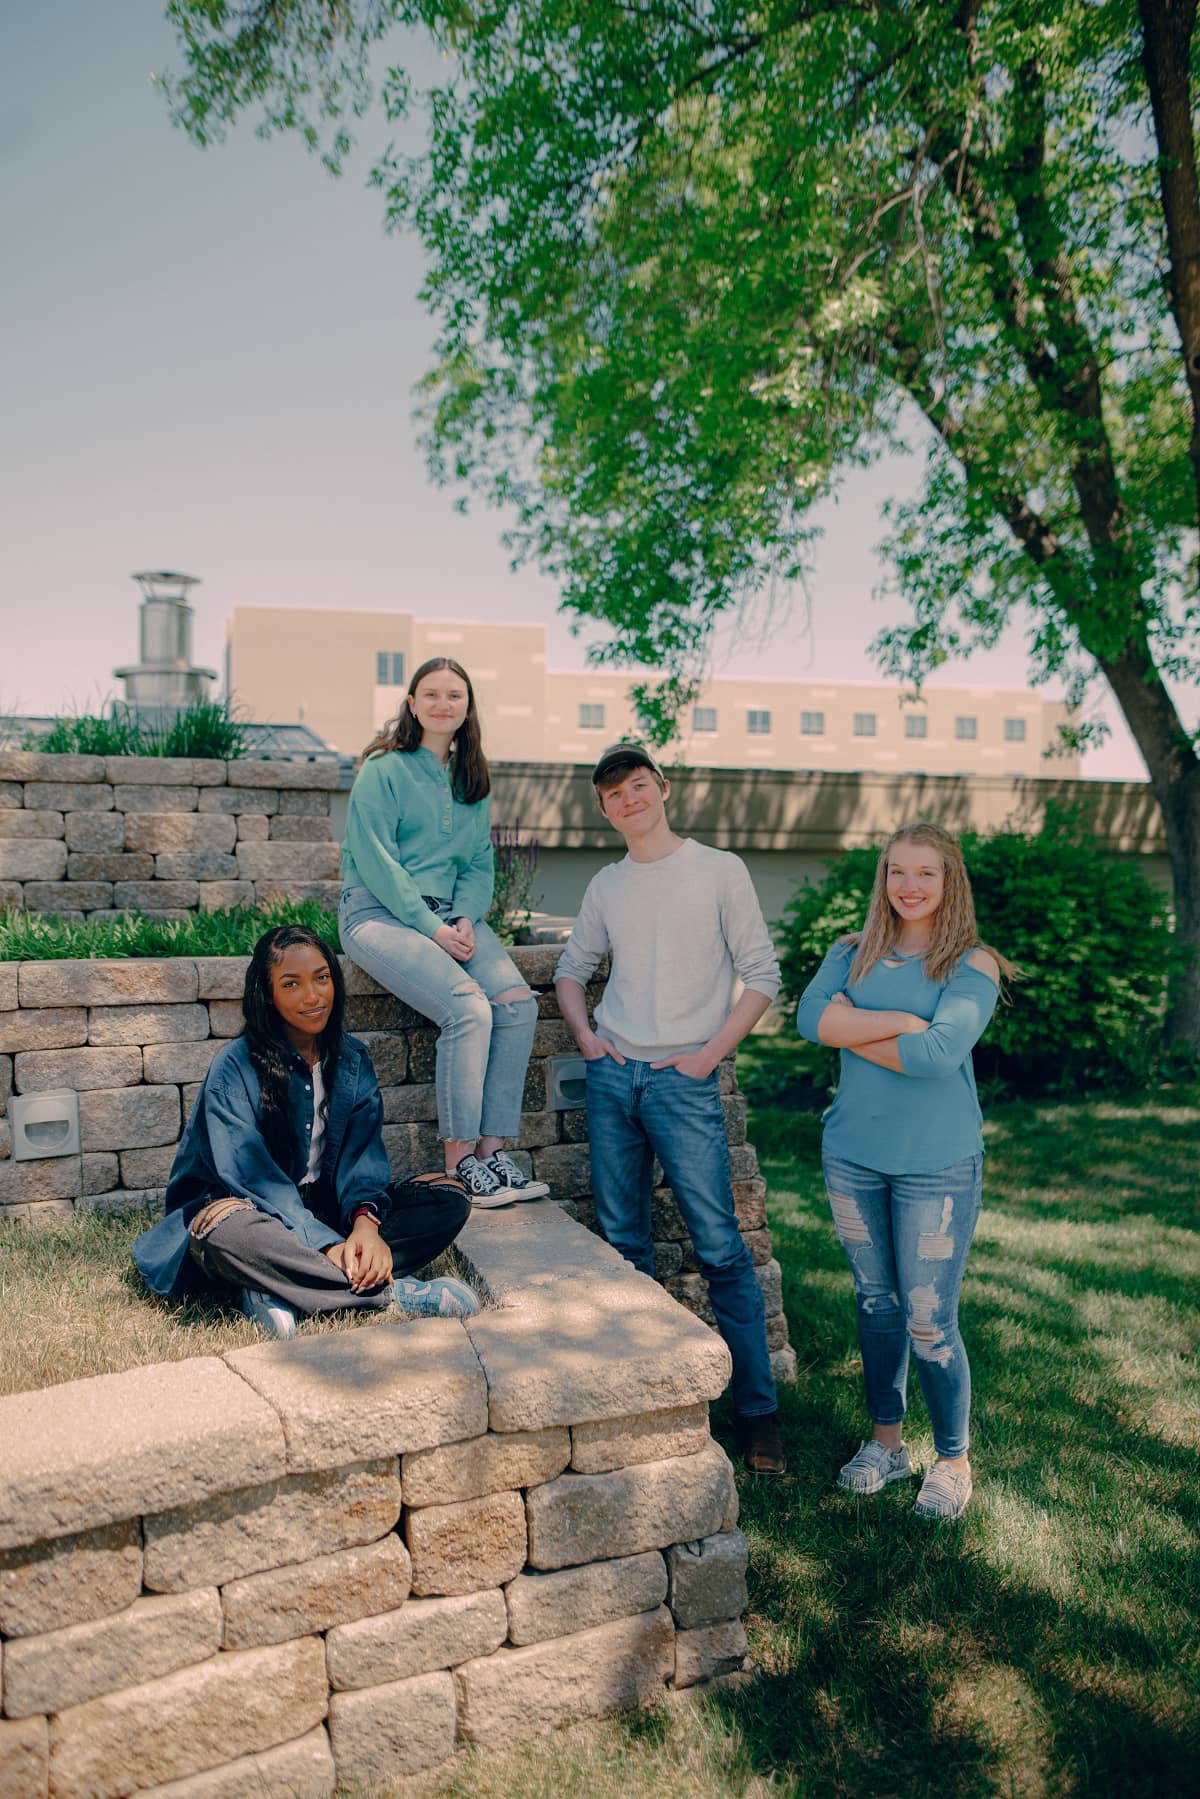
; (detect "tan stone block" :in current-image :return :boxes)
[207,1001,245,1038]
[119,1145,178,1188]
[0,752,105,782]
[19,958,197,1008]
[0,1055,11,1112]
[276,788,332,814]
[235,812,269,841]
[222,1533,411,1651]
[111,785,201,814]
[0,884,20,911]
[0,841,66,880]
[143,1459,401,1592]
[81,1153,119,1195]
[142,1040,222,1083]
[47,1637,328,1799]
[664,1274,714,1325]
[756,1257,783,1317]
[403,1428,569,1509]
[79,1187,165,1219]
[529,1141,591,1196]
[771,1345,798,1385]
[458,1207,730,1432]
[456,1605,674,1746]
[22,782,113,812]
[136,1725,335,1799]
[228,760,339,790]
[742,1227,774,1265]
[406,1491,526,1598]
[0,1520,141,1639]
[327,1669,456,1784]
[105,757,224,787]
[0,811,64,840]
[666,1529,749,1630]
[673,1619,749,1688]
[198,788,279,815]
[525,1442,736,1572]
[571,1404,710,1474]
[268,816,334,841]
[182,1083,203,1121]
[0,1157,81,1206]
[64,812,125,851]
[338,959,387,996]
[254,880,342,908]
[194,957,251,1000]
[380,1121,440,1183]
[722,1095,747,1145]
[68,851,156,881]
[0,782,20,807]
[409,1031,439,1084]
[89,1003,209,1045]
[515,1110,560,1150]
[3,1588,222,1717]
[379,1082,437,1123]
[344,994,423,1032]
[224,1320,487,1475]
[0,969,15,1013]
[505,1551,668,1647]
[0,1359,286,1552]
[355,1031,408,1087]
[654,1241,683,1281]
[327,1588,506,1690]
[236,842,339,882]
[79,1085,180,1151]
[510,945,565,986]
[13,1047,142,1093]
[0,1117,9,1157]
[114,880,201,911]
[198,881,256,912]
[0,1715,47,1799]
[531,1019,577,1057]
[24,881,111,912]
[729,1143,758,1181]
[155,852,240,882]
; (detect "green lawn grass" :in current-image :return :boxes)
[2,1081,1196,1794]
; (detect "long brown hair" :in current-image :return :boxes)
[847,821,1017,988]
[361,656,491,804]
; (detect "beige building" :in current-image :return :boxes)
[225,605,1077,777]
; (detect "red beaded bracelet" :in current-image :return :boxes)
[351,1205,381,1226]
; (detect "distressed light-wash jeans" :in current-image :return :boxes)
[586,1055,777,1419]
[822,1150,983,1459]
[339,886,537,1143]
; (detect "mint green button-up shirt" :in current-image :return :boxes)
[340,747,494,936]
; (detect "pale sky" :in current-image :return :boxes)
[1,1,1188,780]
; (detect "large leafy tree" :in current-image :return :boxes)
[164,0,1200,1041]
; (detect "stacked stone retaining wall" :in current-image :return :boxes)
[0,1205,757,1795]
[0,946,796,1382]
[0,751,340,919]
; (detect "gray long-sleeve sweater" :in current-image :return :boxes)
[555,838,781,1061]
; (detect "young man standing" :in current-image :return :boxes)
[555,744,785,1474]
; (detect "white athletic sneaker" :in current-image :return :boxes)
[484,1151,550,1201]
[455,1153,517,1208]
[914,1461,973,1520]
[241,1287,298,1340]
[391,1276,480,1319]
[837,1439,914,1495]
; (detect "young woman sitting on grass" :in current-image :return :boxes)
[796,821,1013,1521]
[132,924,479,1339]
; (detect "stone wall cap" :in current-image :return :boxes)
[223,1320,488,1475]
[0,1358,288,1551]
[18,959,200,1008]
[226,760,340,790]
[0,750,106,782]
[102,757,227,786]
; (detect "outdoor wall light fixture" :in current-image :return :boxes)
[9,1088,81,1161]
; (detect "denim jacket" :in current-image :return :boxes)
[132,1032,392,1296]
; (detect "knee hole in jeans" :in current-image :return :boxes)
[907,1283,955,1365]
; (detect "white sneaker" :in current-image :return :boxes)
[484,1151,550,1202]
[837,1439,913,1495]
[241,1287,298,1340]
[914,1461,973,1520]
[455,1153,518,1208]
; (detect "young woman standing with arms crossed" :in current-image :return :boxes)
[338,657,548,1207]
[797,822,1012,1520]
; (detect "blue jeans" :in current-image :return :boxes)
[822,1151,983,1459]
[339,886,537,1142]
[586,1055,777,1419]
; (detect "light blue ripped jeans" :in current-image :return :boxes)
[822,1151,983,1459]
[339,886,537,1143]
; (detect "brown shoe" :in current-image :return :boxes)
[736,1412,787,1475]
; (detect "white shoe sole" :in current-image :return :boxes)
[467,1189,519,1209]
[837,1462,913,1496]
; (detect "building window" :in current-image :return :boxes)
[747,709,772,735]
[852,712,876,737]
[800,710,825,737]
[692,706,718,733]
[376,651,405,685]
[955,716,978,741]
[579,703,606,730]
[1004,717,1027,743]
[904,714,928,739]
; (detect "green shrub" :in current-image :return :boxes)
[27,700,247,761]
[0,899,341,963]
[486,825,540,944]
[775,819,1179,1099]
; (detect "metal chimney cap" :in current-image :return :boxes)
[131,570,202,592]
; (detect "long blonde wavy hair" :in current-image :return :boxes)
[847,821,1017,988]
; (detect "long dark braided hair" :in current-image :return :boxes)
[360,656,491,804]
[242,925,346,1175]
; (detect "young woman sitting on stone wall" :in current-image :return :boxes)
[131,923,479,1339]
